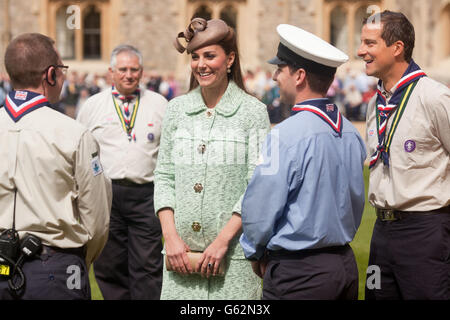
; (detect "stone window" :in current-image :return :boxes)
[220,4,237,30]
[56,5,75,59]
[330,6,348,53]
[47,0,110,62]
[193,4,212,20]
[439,4,450,59]
[324,1,381,60]
[83,5,101,59]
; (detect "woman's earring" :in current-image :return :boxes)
[227,67,231,74]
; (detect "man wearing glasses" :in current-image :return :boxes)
[77,45,167,300]
[0,33,111,299]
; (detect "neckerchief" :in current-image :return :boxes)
[369,60,426,169]
[4,90,50,122]
[291,98,343,136]
[112,86,141,142]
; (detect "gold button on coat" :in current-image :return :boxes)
[197,144,206,154]
[193,183,203,193]
[192,222,201,232]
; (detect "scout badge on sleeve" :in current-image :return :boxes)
[91,152,103,176]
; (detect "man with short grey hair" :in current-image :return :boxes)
[77,45,167,300]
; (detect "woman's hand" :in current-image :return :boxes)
[158,208,192,274]
[165,233,192,275]
[196,236,229,277]
[196,213,243,277]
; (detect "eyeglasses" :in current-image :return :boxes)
[43,64,69,75]
[55,65,69,75]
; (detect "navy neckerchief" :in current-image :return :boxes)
[291,98,343,136]
[4,90,50,122]
[370,60,426,169]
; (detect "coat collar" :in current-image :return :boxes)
[185,81,242,117]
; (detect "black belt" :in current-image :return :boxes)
[111,179,153,187]
[41,245,86,258]
[376,205,450,222]
[267,244,349,259]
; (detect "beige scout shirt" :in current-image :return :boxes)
[0,106,112,266]
[77,88,167,184]
[366,77,450,211]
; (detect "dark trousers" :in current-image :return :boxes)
[365,213,450,300]
[94,182,163,300]
[0,247,90,300]
[262,244,358,300]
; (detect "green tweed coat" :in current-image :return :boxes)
[154,81,270,299]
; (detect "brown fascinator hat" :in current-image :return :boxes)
[174,18,234,54]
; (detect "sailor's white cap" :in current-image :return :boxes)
[268,24,349,73]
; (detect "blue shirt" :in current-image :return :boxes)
[239,98,366,260]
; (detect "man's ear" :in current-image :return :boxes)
[392,40,405,60]
[295,68,307,87]
[44,65,56,87]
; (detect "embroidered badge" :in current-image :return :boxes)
[91,152,103,176]
[368,129,375,137]
[404,140,416,153]
[14,91,28,101]
[326,104,334,112]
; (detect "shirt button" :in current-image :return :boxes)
[194,183,203,193]
[192,222,201,232]
[206,110,213,118]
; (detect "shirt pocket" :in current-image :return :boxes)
[173,133,196,165]
[142,120,162,145]
[394,134,437,169]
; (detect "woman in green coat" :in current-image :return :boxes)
[154,18,271,300]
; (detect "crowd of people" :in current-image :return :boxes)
[1,65,376,124]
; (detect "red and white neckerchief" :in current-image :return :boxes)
[112,86,140,128]
[4,90,50,122]
[291,98,343,136]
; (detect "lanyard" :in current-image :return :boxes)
[112,94,140,141]
[375,81,417,154]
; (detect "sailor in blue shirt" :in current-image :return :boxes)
[240,24,366,300]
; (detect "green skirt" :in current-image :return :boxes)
[160,257,262,300]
